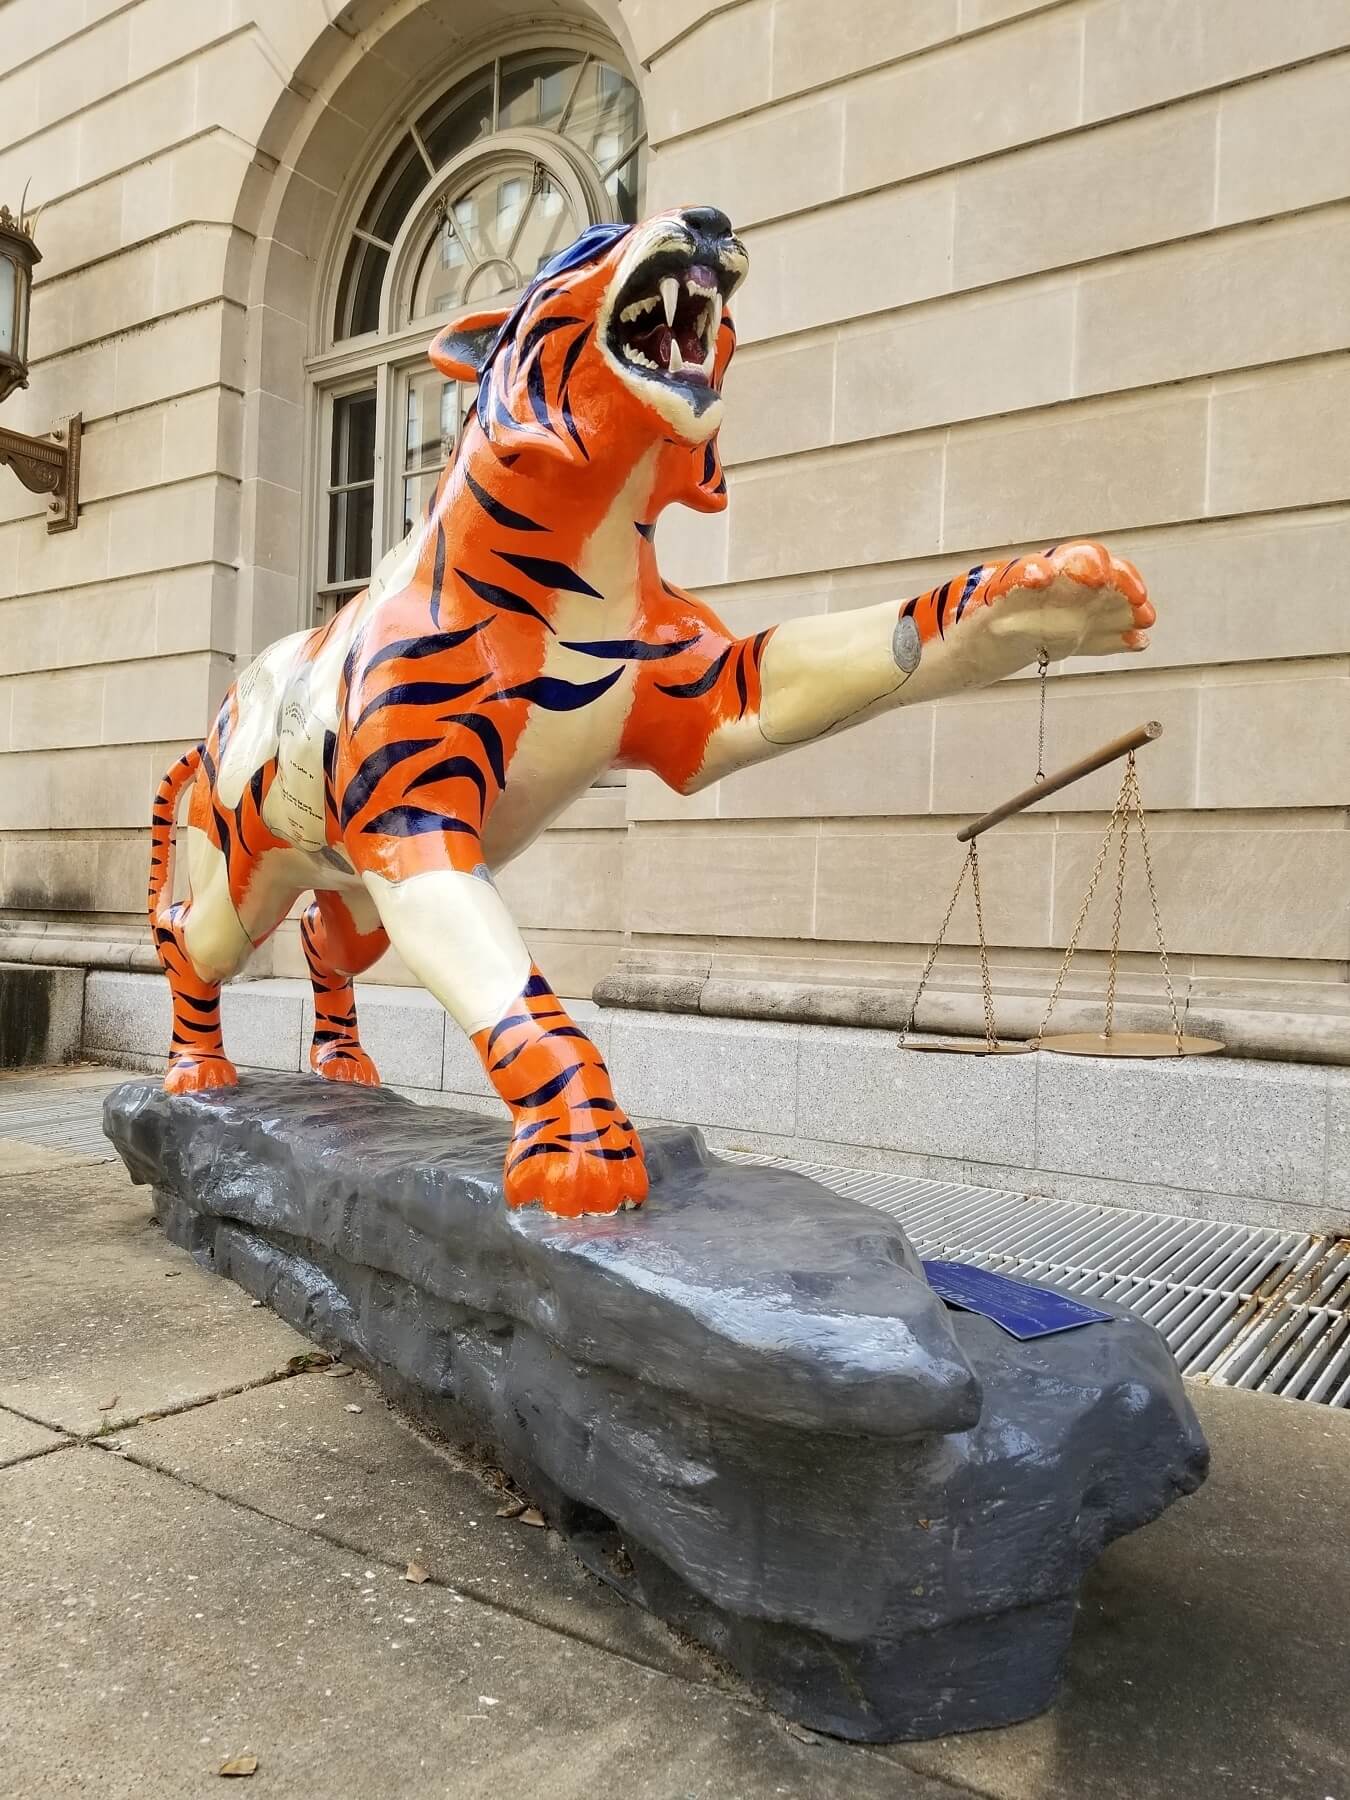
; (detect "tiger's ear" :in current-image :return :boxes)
[429,309,511,381]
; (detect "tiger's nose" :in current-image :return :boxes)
[680,206,734,240]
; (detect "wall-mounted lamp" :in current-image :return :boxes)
[0,202,80,533]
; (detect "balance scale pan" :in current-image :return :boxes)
[1038,1031,1224,1058]
[905,1040,1035,1055]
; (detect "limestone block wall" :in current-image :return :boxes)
[626,0,1350,1058]
[0,0,1347,1063]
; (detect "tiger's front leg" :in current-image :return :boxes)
[365,863,646,1217]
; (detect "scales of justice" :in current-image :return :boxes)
[104,206,1211,1744]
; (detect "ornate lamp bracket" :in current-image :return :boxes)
[0,411,81,532]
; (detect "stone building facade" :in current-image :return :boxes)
[1,0,1347,1226]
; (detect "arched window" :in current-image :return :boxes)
[306,39,645,623]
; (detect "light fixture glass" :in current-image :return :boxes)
[0,204,40,405]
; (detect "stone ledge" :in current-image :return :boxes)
[79,973,1350,1233]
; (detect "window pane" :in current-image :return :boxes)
[359,135,426,243]
[498,53,579,131]
[335,237,389,339]
[418,77,492,168]
[327,485,375,586]
[404,368,458,470]
[402,468,442,537]
[605,141,647,225]
[330,391,377,488]
[0,256,14,359]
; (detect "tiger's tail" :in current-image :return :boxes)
[147,743,203,931]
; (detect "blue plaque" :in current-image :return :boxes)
[922,1260,1113,1340]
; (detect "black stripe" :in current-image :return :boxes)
[558,323,591,396]
[495,552,601,598]
[634,520,656,541]
[935,580,954,638]
[486,1011,528,1055]
[359,807,479,838]
[561,393,589,460]
[525,348,555,436]
[363,620,490,676]
[509,1062,584,1110]
[442,712,507,790]
[494,669,625,711]
[353,678,489,734]
[734,642,749,716]
[701,442,717,484]
[405,753,489,822]
[464,468,543,533]
[657,646,730,700]
[587,1146,637,1161]
[560,635,698,661]
[517,314,582,361]
[902,595,919,621]
[507,1141,569,1172]
[456,566,555,633]
[340,738,438,828]
[430,521,448,626]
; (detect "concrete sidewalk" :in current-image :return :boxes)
[1,1127,1347,1799]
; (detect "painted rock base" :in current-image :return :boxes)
[103,1074,1208,1742]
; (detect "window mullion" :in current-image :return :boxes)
[373,360,392,562]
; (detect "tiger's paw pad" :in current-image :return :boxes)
[987,539,1155,656]
[311,1045,381,1085]
[503,1118,649,1218]
[164,1054,239,1095]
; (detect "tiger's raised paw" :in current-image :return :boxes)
[502,1113,649,1218]
[983,540,1154,657]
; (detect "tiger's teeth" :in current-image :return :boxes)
[620,293,659,324]
[624,344,658,370]
[668,338,684,373]
[660,276,679,327]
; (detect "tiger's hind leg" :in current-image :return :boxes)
[155,901,239,1094]
[301,889,388,1084]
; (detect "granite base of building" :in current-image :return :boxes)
[103,1073,1208,1743]
[77,974,1350,1232]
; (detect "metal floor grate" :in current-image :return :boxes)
[728,1152,1350,1409]
[5,1068,1347,1407]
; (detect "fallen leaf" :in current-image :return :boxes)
[287,1350,334,1374]
[249,1299,263,1309]
[97,1395,119,1412]
[495,1499,526,1519]
[916,1518,932,1531]
[518,1507,546,1529]
[327,1364,355,1379]
[218,1753,258,1777]
[163,1270,181,1280]
[344,1403,363,1415]
[403,1562,430,1585]
[784,1723,819,1745]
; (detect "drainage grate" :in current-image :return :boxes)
[727,1152,1350,1409]
[0,1066,126,1159]
[5,1068,1347,1407]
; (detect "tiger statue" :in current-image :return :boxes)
[147,205,1154,1218]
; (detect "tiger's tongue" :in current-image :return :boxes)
[632,321,703,372]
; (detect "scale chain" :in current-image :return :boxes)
[1031,756,1137,1047]
[967,842,1000,1052]
[1130,765,1186,1054]
[898,845,976,1048]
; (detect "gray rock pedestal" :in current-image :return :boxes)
[103,1073,1208,1742]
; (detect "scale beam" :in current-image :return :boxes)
[956,721,1162,843]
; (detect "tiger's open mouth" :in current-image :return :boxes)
[610,256,730,387]
[602,220,747,428]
